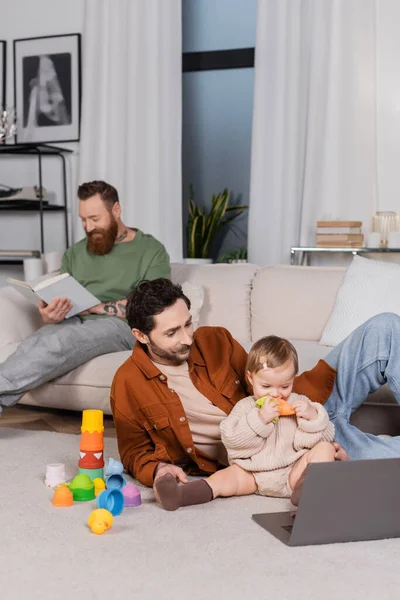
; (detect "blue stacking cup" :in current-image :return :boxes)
[96,489,124,516]
[106,474,127,490]
[105,457,124,477]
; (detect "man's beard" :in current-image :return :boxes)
[148,337,192,366]
[86,217,118,256]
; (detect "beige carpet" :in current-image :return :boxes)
[0,427,399,600]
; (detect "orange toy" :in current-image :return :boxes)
[80,431,104,451]
[255,396,296,416]
[52,486,73,507]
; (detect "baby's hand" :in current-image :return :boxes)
[258,396,280,425]
[292,399,318,421]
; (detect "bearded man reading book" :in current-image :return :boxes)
[0,180,170,413]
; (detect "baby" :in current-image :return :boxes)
[155,335,336,510]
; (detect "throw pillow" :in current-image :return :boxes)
[320,255,400,347]
[181,281,204,330]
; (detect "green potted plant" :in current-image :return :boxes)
[185,185,248,264]
[217,248,248,263]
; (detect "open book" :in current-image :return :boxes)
[7,273,100,319]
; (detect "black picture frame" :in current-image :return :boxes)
[0,41,6,108]
[13,33,81,144]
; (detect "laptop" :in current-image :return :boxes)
[252,458,400,546]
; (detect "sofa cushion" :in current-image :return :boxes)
[20,351,132,414]
[171,263,258,347]
[251,265,346,342]
[181,281,204,330]
[320,255,400,346]
[288,339,332,373]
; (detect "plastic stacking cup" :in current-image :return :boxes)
[45,463,66,488]
[80,431,104,451]
[81,410,104,433]
[122,484,142,507]
[105,457,124,477]
[78,467,104,481]
[93,478,106,497]
[106,474,127,490]
[97,489,124,516]
[78,448,105,470]
[69,474,95,502]
[52,486,73,507]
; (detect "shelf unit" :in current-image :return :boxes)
[0,143,73,256]
[0,250,41,265]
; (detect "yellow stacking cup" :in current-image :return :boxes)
[81,410,104,433]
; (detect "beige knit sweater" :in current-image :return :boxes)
[220,393,335,473]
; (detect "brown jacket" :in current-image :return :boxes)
[110,326,336,487]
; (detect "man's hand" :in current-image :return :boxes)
[332,442,350,461]
[154,463,188,484]
[39,298,72,324]
[153,463,188,504]
[293,399,318,421]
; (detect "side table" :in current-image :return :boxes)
[290,246,400,266]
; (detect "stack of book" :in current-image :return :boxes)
[316,221,364,247]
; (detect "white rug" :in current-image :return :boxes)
[0,427,399,600]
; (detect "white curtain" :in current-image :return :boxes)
[77,0,182,261]
[248,0,378,265]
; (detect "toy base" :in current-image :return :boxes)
[72,489,95,502]
[78,467,104,481]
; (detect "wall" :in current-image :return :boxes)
[0,0,84,284]
[376,0,400,213]
[182,0,257,259]
[308,0,400,268]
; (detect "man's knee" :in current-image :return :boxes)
[364,312,400,335]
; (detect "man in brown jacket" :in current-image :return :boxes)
[111,279,400,506]
[111,278,342,490]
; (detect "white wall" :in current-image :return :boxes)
[0,0,84,284]
[376,0,400,213]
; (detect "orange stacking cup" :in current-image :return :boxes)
[80,431,104,452]
[52,486,73,507]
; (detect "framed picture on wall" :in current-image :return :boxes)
[13,34,81,144]
[0,41,6,108]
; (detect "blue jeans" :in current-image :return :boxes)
[324,312,400,459]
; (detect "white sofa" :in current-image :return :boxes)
[0,263,396,421]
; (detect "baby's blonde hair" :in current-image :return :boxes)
[246,336,299,376]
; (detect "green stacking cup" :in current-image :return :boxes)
[69,474,95,502]
[78,467,104,481]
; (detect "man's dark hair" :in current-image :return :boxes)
[78,180,119,211]
[126,278,191,334]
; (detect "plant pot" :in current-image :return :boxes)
[183,258,213,265]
